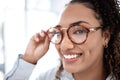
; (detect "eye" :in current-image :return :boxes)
[55,32,61,37]
[73,29,87,35]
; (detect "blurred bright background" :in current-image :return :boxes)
[0,0,71,79]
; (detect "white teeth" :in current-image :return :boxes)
[63,54,78,59]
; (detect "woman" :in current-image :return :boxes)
[5,0,120,80]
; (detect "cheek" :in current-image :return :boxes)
[83,33,104,59]
[79,36,104,71]
[86,31,104,49]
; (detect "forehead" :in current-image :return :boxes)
[58,3,100,28]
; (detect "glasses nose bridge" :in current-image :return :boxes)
[61,27,69,36]
[61,27,68,31]
[60,29,74,49]
[61,27,69,38]
[60,27,74,44]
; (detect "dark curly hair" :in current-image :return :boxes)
[55,0,120,80]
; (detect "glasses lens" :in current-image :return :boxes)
[68,25,87,44]
[48,28,62,44]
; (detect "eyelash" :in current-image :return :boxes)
[74,29,86,34]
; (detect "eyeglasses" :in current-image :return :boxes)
[47,24,102,44]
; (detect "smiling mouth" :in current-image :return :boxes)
[63,53,83,60]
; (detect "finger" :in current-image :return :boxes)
[35,33,40,42]
[31,30,47,43]
[37,30,47,42]
[44,33,50,47]
[40,30,45,37]
[34,31,46,42]
[31,33,41,42]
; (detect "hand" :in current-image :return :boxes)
[22,31,50,64]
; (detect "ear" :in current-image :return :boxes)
[102,28,111,48]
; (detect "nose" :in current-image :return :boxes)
[60,34,74,51]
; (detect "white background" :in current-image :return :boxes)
[0,0,71,79]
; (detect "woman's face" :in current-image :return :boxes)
[55,3,107,74]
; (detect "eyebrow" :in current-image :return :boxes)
[70,21,90,26]
[55,20,90,28]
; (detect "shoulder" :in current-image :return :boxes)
[35,66,59,80]
[106,73,116,80]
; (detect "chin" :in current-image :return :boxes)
[64,67,79,73]
[62,62,79,73]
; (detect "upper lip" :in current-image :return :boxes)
[61,51,83,55]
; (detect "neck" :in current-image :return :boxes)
[73,61,106,80]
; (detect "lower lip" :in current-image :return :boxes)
[63,55,82,63]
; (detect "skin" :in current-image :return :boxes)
[22,3,110,80]
[55,3,110,80]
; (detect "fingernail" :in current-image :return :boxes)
[35,37,39,42]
